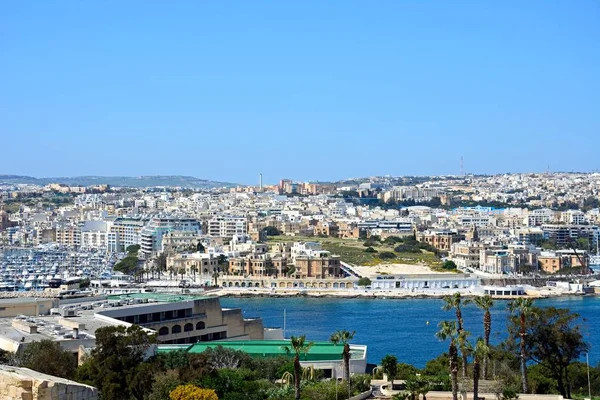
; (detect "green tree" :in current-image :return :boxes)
[217,255,228,273]
[507,298,534,394]
[330,329,355,397]
[76,325,156,400]
[283,335,313,400]
[197,241,206,253]
[436,321,459,400]
[157,252,168,272]
[472,338,489,400]
[126,244,141,253]
[473,295,494,379]
[357,277,371,287]
[442,260,457,270]
[396,363,420,380]
[262,226,281,237]
[17,340,77,379]
[511,307,589,398]
[381,355,398,386]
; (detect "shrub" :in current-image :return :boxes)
[358,277,372,287]
[170,384,218,400]
[364,247,377,253]
[379,252,396,259]
[442,260,457,270]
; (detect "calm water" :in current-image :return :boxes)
[220,296,600,368]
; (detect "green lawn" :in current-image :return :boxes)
[267,235,443,267]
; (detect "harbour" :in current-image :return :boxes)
[221,295,600,368]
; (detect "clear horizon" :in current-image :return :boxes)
[2,1,599,184]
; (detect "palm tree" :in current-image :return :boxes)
[508,297,534,394]
[404,377,420,400]
[191,266,198,282]
[381,354,398,387]
[330,330,355,398]
[330,330,355,382]
[442,293,470,377]
[457,329,471,378]
[473,295,494,379]
[418,378,431,400]
[472,338,489,400]
[405,376,431,400]
[436,321,459,400]
[283,335,314,400]
[442,292,468,331]
[212,270,220,287]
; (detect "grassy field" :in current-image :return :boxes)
[267,235,443,268]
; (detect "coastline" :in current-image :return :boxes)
[212,287,579,300]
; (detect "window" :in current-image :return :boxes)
[184,323,193,332]
[158,327,169,336]
[172,325,181,334]
[196,321,205,330]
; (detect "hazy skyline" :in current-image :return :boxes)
[2,1,599,184]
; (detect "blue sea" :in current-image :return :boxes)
[220,296,600,368]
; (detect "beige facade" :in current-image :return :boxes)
[220,276,353,289]
[450,241,485,269]
[228,255,287,277]
[104,297,264,344]
[0,366,98,400]
[295,255,342,279]
[55,226,81,248]
[417,231,465,251]
[167,252,219,275]
[0,298,56,318]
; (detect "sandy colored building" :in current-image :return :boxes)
[0,365,98,400]
[0,298,57,318]
[416,230,465,251]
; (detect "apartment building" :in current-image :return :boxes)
[107,217,148,253]
[207,215,247,237]
[526,208,555,226]
[162,231,202,253]
[450,241,486,269]
[560,210,586,225]
[140,217,201,256]
[80,221,109,251]
[55,225,81,248]
[541,224,598,248]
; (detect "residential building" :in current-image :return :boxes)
[207,215,247,237]
[140,217,201,256]
[107,217,148,253]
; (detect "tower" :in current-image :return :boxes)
[259,173,263,191]
[460,156,464,176]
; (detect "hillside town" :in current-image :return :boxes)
[0,173,599,298]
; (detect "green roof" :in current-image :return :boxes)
[157,340,345,362]
[107,292,211,303]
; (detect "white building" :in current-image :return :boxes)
[140,217,201,256]
[207,215,247,237]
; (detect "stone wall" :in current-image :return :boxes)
[0,365,98,400]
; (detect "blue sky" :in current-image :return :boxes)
[1,1,599,184]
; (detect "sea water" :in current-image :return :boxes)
[220,296,600,368]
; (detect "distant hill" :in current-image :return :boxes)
[0,175,237,188]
